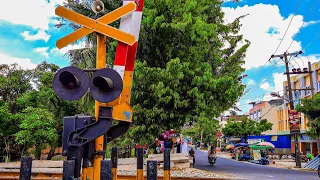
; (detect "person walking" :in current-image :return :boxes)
[181,139,188,154]
[189,148,195,167]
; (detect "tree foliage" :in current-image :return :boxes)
[183,116,220,143]
[222,117,272,142]
[296,94,320,153]
[0,62,84,161]
[15,107,57,159]
[129,0,249,144]
[57,0,249,145]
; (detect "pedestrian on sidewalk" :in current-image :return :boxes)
[189,148,195,167]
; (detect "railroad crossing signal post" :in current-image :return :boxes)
[52,0,145,179]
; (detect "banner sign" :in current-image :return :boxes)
[253,150,261,160]
[289,110,300,134]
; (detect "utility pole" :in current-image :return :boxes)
[308,61,315,96]
[284,52,301,168]
[284,53,295,110]
[272,51,302,168]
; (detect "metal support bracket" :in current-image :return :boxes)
[68,106,113,147]
[65,106,113,178]
[105,121,131,143]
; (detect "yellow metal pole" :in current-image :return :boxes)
[93,33,107,180]
[82,168,87,180]
[88,167,94,180]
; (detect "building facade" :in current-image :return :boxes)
[249,99,283,135]
[218,115,248,128]
[277,61,320,156]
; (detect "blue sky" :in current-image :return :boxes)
[0,0,319,114]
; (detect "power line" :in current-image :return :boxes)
[241,90,284,100]
[274,0,302,54]
[303,31,320,52]
[237,92,285,108]
[287,0,319,51]
[291,56,301,68]
[242,0,302,100]
[261,105,277,118]
[242,59,280,98]
[297,56,305,67]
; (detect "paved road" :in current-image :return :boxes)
[192,148,319,180]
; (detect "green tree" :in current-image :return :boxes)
[183,116,220,144]
[17,62,84,159]
[14,107,57,159]
[222,117,272,142]
[0,61,84,161]
[296,94,320,154]
[57,0,249,145]
[129,0,249,144]
[0,64,32,161]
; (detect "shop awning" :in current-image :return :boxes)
[250,143,273,150]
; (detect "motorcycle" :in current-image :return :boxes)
[208,156,216,166]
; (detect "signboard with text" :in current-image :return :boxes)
[248,139,262,145]
[289,110,301,134]
[253,150,261,160]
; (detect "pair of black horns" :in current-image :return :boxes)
[52,66,123,102]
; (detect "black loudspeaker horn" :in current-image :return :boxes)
[52,66,89,100]
[89,68,123,103]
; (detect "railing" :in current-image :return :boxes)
[18,147,171,180]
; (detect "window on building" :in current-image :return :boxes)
[258,109,262,122]
[306,86,311,95]
[294,91,300,99]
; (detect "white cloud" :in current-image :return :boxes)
[0,52,37,69]
[303,20,320,27]
[50,41,87,55]
[222,4,313,69]
[0,0,66,30]
[260,82,270,90]
[21,30,51,42]
[34,47,49,57]
[247,78,256,85]
[272,72,287,92]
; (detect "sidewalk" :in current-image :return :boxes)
[268,160,310,171]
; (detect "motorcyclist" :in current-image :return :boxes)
[207,146,216,163]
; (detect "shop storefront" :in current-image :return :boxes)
[291,134,318,156]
